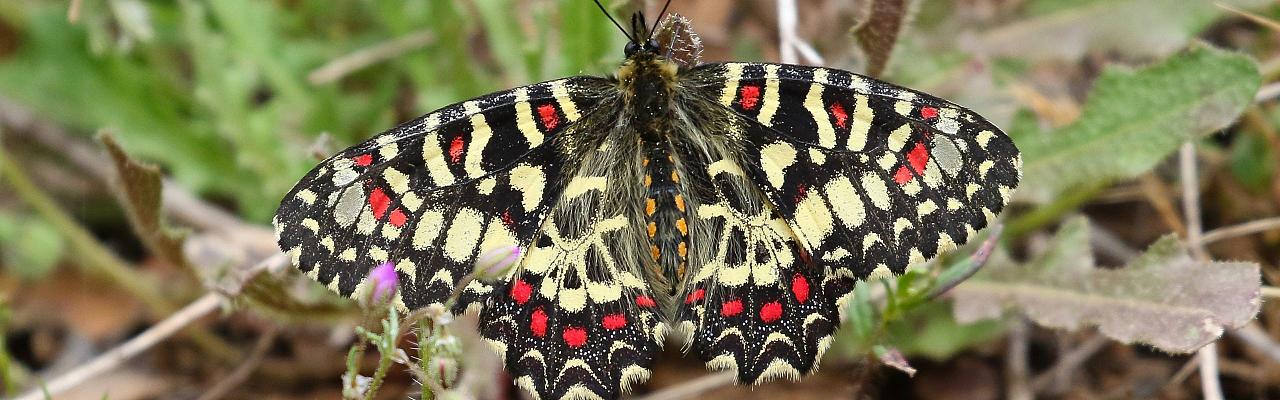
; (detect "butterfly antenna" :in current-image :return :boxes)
[646,0,674,43]
[594,0,635,43]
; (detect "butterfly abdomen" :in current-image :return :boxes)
[642,143,690,297]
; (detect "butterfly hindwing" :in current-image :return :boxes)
[481,134,664,400]
[674,151,843,384]
[273,76,608,312]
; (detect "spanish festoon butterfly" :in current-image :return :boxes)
[274,3,1020,399]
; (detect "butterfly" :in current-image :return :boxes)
[273,4,1020,399]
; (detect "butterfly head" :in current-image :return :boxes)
[623,11,661,57]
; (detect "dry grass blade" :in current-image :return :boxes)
[308,30,435,85]
[1217,3,1280,32]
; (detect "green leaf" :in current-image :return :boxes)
[1018,46,1260,201]
[968,0,1270,61]
[952,217,1262,353]
[884,302,1005,360]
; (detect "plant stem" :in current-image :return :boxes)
[1005,182,1107,240]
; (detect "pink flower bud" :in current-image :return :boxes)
[369,261,398,303]
[473,246,521,281]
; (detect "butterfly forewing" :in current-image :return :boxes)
[273,76,612,312]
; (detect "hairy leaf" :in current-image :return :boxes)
[1018,46,1260,201]
[100,133,190,271]
[952,217,1262,353]
[853,0,914,77]
[966,0,1269,61]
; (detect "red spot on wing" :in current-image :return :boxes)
[562,327,587,348]
[448,135,466,164]
[510,279,533,305]
[830,102,849,129]
[893,166,914,184]
[388,208,408,227]
[720,299,743,317]
[739,85,761,110]
[601,313,627,330]
[792,274,810,304]
[501,210,515,228]
[793,183,808,205]
[368,188,391,220]
[636,295,657,308]
[537,104,560,130]
[353,154,373,167]
[894,142,931,185]
[685,288,705,304]
[760,301,783,323]
[530,308,548,337]
[907,142,930,171]
[920,106,939,119]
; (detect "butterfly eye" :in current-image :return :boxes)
[645,39,660,52]
[624,41,640,56]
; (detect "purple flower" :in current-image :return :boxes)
[369,261,398,303]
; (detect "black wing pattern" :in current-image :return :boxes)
[275,77,601,313]
[479,109,666,400]
[274,76,666,400]
[669,62,1021,383]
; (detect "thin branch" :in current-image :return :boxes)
[631,372,735,400]
[14,253,287,400]
[1179,142,1222,400]
[1179,143,1206,260]
[1029,335,1110,392]
[308,30,435,85]
[67,0,83,23]
[1256,82,1280,103]
[1200,217,1280,244]
[776,0,800,64]
[196,327,280,400]
[1198,343,1224,400]
[1229,323,1280,363]
[16,294,222,400]
[1217,3,1280,33]
[1263,286,1280,299]
[1005,319,1032,400]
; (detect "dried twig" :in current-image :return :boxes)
[14,253,288,400]
[17,294,222,400]
[67,0,83,23]
[631,372,736,400]
[1229,323,1280,363]
[197,327,281,400]
[308,30,435,85]
[776,0,799,64]
[1200,217,1280,244]
[1179,142,1223,400]
[1005,319,1033,400]
[1029,335,1109,392]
